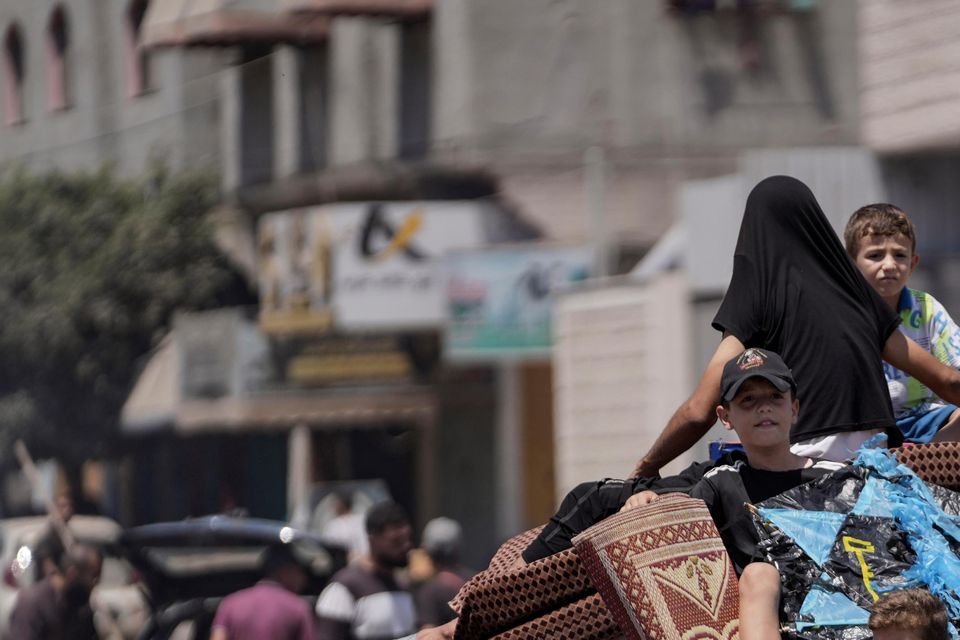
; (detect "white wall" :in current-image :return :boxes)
[860,0,960,152]
[552,272,695,500]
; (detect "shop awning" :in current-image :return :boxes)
[120,330,436,435]
[175,388,437,432]
[142,0,329,49]
[121,336,180,434]
[285,0,432,18]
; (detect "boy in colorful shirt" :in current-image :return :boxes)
[845,204,960,442]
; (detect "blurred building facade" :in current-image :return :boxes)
[0,0,229,175]
[859,0,960,310]
[123,0,866,564]
[6,0,960,565]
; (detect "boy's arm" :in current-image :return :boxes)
[631,334,745,478]
[883,331,960,405]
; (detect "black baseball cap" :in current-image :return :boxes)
[720,348,796,401]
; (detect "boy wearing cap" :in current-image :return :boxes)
[521,348,842,570]
[625,348,843,640]
[625,348,843,572]
[416,350,840,640]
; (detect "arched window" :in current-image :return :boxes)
[126,0,151,96]
[46,6,70,111]
[3,24,25,125]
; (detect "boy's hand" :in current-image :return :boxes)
[620,490,659,512]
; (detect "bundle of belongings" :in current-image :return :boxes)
[754,443,960,639]
[450,442,960,640]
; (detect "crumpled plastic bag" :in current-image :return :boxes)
[752,444,960,640]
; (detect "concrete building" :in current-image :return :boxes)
[858,0,960,310]
[554,0,960,501]
[118,0,870,564]
[0,0,234,175]
[4,0,893,564]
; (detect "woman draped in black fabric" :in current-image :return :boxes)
[633,175,960,475]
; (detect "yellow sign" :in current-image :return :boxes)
[287,352,410,384]
[842,535,879,602]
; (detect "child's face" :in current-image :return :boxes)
[853,233,918,304]
[716,378,799,450]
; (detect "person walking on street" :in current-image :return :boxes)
[8,543,101,640]
[210,543,315,640]
[316,501,417,640]
[416,518,473,629]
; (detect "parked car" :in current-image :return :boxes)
[119,515,346,640]
[0,515,148,639]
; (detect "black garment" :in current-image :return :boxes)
[8,578,97,640]
[415,567,472,627]
[713,176,901,444]
[521,452,748,563]
[690,459,842,573]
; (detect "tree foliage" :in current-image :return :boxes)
[0,166,254,462]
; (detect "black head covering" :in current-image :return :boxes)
[713,176,900,444]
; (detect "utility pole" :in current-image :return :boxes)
[584,145,609,278]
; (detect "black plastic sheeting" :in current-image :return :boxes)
[752,463,960,640]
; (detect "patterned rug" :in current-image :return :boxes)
[573,493,740,640]
[447,444,960,640]
[450,526,619,639]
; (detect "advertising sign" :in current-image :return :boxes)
[258,201,494,333]
[329,202,488,329]
[444,245,592,360]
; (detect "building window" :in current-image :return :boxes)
[239,47,275,186]
[126,0,152,96]
[299,45,328,171]
[46,6,70,111]
[3,24,25,125]
[398,19,431,159]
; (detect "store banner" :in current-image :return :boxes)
[444,245,592,360]
[174,309,273,400]
[257,201,495,333]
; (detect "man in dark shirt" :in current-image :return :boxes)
[625,348,843,639]
[315,501,416,640]
[9,543,101,640]
[415,518,473,629]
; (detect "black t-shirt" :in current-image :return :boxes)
[415,567,473,627]
[713,176,901,443]
[689,460,844,574]
[8,578,97,640]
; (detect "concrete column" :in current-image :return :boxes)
[329,19,398,165]
[495,364,523,541]
[273,46,302,180]
[220,66,242,193]
[329,18,369,166]
[287,425,313,522]
[432,0,476,146]
[371,23,399,161]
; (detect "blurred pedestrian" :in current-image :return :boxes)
[320,488,369,561]
[416,518,473,629]
[315,500,416,639]
[210,543,314,640]
[33,491,74,580]
[9,543,101,640]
